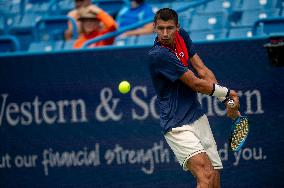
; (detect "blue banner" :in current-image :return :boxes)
[0,39,284,187]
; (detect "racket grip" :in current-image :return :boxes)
[227,99,235,108]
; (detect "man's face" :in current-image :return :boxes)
[154,19,179,46]
[130,0,138,8]
[82,19,100,34]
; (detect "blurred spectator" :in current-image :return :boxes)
[73,5,117,48]
[65,0,93,40]
[116,0,154,37]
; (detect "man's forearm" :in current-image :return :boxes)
[180,71,229,97]
[190,54,236,104]
[202,67,218,83]
[189,55,240,118]
[124,23,153,36]
[190,54,218,83]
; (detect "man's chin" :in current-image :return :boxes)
[160,40,171,45]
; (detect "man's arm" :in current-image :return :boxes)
[65,10,78,40]
[122,23,153,36]
[190,54,218,83]
[190,54,239,103]
[181,59,240,119]
[89,6,117,31]
[179,70,237,99]
[179,70,214,95]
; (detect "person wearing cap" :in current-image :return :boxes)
[116,0,154,37]
[73,5,117,48]
[65,0,93,40]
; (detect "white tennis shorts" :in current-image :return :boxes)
[164,115,223,171]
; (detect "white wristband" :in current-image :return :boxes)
[210,84,230,98]
[217,96,228,103]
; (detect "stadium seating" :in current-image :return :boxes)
[151,2,171,13]
[0,0,283,53]
[203,0,241,13]
[10,0,24,15]
[94,0,126,17]
[63,39,77,49]
[16,13,43,28]
[114,36,137,46]
[228,26,253,38]
[189,11,229,31]
[171,1,205,12]
[28,40,63,52]
[0,35,20,52]
[178,12,193,31]
[237,8,281,26]
[238,0,281,10]
[50,0,74,15]
[8,27,34,50]
[0,17,4,34]
[34,16,77,41]
[50,0,126,16]
[253,17,284,36]
[136,34,156,45]
[24,0,50,14]
[190,29,228,41]
[6,12,42,50]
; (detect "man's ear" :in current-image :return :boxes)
[177,23,180,32]
[153,23,156,33]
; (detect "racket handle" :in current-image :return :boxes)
[227,99,241,119]
[227,99,235,108]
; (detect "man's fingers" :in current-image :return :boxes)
[226,107,240,119]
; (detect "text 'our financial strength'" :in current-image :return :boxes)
[0,141,171,176]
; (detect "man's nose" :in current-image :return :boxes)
[162,29,168,36]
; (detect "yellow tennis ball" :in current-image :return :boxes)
[118,81,131,94]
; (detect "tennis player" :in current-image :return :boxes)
[148,8,240,188]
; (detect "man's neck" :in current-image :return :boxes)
[161,41,176,51]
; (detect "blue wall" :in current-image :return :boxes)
[0,38,284,187]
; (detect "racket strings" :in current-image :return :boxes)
[230,117,249,151]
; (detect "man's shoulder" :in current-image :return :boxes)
[179,28,189,38]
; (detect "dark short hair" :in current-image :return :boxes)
[154,8,178,25]
[130,0,144,4]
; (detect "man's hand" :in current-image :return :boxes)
[226,90,240,119]
[228,90,240,110]
[87,5,102,14]
[226,107,240,120]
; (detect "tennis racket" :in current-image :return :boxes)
[227,99,249,151]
